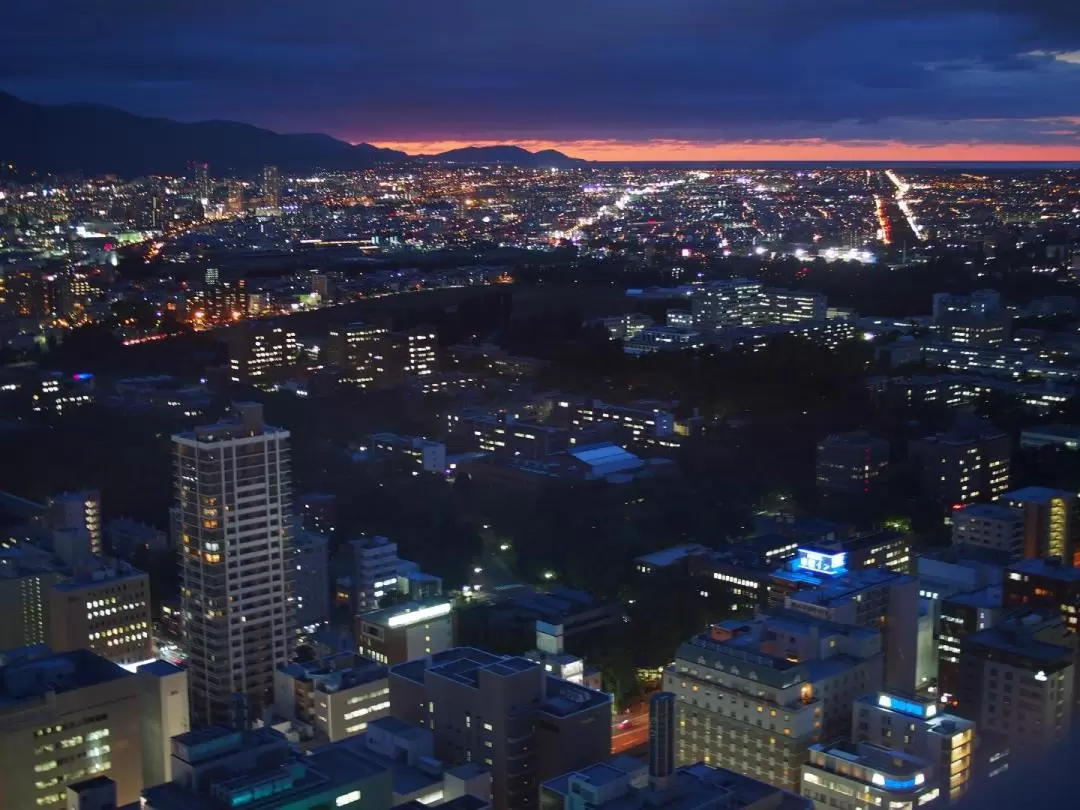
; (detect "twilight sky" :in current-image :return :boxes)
[3,0,1080,160]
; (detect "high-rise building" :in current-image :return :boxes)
[136,661,190,788]
[665,613,885,792]
[951,503,1025,559]
[45,491,102,564]
[852,692,976,802]
[815,431,890,496]
[648,692,676,789]
[227,323,298,386]
[293,530,330,633]
[1001,487,1079,564]
[389,647,612,810]
[48,559,153,667]
[225,181,244,215]
[193,162,210,207]
[908,417,1011,506]
[173,403,294,725]
[955,610,1074,747]
[0,646,144,809]
[262,165,281,208]
[356,599,454,665]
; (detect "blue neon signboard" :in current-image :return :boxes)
[795,547,848,576]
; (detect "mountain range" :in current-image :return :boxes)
[0,93,583,177]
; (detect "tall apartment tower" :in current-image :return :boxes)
[173,403,294,725]
[262,165,281,208]
[649,691,676,789]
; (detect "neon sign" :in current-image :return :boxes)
[795,547,848,576]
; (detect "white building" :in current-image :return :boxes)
[172,403,294,725]
[950,503,1024,559]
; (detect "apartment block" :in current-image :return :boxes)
[273,653,390,742]
[951,504,1025,560]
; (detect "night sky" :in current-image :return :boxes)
[3,0,1080,160]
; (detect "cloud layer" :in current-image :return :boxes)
[3,0,1080,157]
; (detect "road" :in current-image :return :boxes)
[611,706,649,754]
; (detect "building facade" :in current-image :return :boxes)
[173,403,294,725]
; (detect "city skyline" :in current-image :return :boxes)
[3,0,1080,162]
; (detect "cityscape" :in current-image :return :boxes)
[4,3,1080,810]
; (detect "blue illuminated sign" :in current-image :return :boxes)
[878,693,936,719]
[795,547,848,576]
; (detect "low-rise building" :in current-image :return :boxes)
[356,599,455,665]
[801,741,941,810]
[951,503,1025,560]
[274,653,390,742]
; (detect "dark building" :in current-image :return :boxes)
[815,431,890,496]
[937,584,1004,701]
[648,691,676,788]
[909,415,1011,506]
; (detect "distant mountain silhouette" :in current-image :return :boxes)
[0,93,587,177]
[0,92,407,177]
[430,144,584,168]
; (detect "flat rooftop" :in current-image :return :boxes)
[1007,558,1080,583]
[1004,486,1077,504]
[0,648,131,710]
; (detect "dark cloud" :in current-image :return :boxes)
[2,0,1080,147]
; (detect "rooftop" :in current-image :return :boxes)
[544,761,809,810]
[635,544,709,568]
[1007,557,1080,583]
[1004,486,1077,504]
[0,647,131,711]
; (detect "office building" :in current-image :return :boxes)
[45,491,102,565]
[294,531,330,633]
[933,312,1011,348]
[908,417,1011,506]
[227,323,298,386]
[955,610,1074,747]
[951,503,1025,560]
[665,612,885,792]
[356,599,454,665]
[543,760,811,810]
[570,400,676,442]
[0,646,143,809]
[369,432,448,474]
[48,559,153,667]
[446,412,570,460]
[388,327,438,380]
[592,313,653,340]
[932,290,1001,321]
[138,726,393,810]
[937,585,1004,701]
[0,546,63,649]
[691,279,764,330]
[225,180,244,214]
[389,647,612,810]
[136,661,190,789]
[815,431,890,496]
[326,322,390,388]
[1003,557,1080,632]
[800,741,940,810]
[273,652,390,742]
[262,164,281,208]
[773,549,919,693]
[853,692,975,802]
[1002,487,1079,564]
[173,403,295,725]
[353,535,406,611]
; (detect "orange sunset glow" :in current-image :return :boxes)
[372,139,1080,162]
